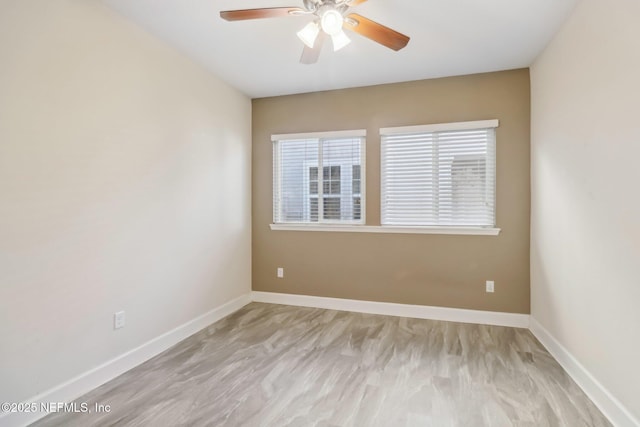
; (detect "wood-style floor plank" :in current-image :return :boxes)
[32,303,611,427]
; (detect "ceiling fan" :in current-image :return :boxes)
[220,0,410,64]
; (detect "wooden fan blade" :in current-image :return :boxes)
[220,7,304,21]
[347,0,368,6]
[300,32,326,64]
[344,13,410,51]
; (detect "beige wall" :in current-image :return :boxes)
[253,70,530,313]
[531,0,640,422]
[0,0,251,404]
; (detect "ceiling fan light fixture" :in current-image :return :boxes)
[320,9,344,36]
[331,29,351,51]
[220,1,411,65]
[297,21,320,48]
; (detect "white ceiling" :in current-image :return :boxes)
[102,0,579,98]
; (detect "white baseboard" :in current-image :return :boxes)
[0,293,252,427]
[6,292,634,427]
[530,317,639,427]
[251,291,530,328]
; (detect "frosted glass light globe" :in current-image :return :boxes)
[321,10,344,36]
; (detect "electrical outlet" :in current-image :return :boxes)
[486,281,495,293]
[114,311,126,329]
[277,267,284,278]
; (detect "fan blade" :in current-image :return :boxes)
[220,7,304,21]
[344,13,410,51]
[347,0,368,6]
[300,32,326,64]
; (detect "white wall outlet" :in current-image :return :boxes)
[114,311,126,329]
[486,281,495,293]
[277,267,284,278]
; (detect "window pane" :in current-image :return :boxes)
[310,198,318,222]
[331,166,340,180]
[324,197,341,220]
[353,197,361,220]
[273,135,364,224]
[322,137,361,222]
[277,139,319,222]
[330,181,341,195]
[381,127,495,227]
[352,165,360,180]
[452,156,486,224]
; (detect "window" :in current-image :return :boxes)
[273,130,365,224]
[380,120,497,228]
[352,165,361,221]
[309,165,342,221]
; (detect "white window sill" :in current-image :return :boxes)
[269,224,501,236]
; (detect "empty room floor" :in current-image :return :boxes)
[33,303,610,427]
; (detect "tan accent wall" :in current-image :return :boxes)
[252,69,530,314]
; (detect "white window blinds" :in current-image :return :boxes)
[273,131,365,224]
[380,120,497,227]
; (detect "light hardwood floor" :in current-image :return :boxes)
[33,303,611,427]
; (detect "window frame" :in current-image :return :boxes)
[380,120,498,229]
[269,124,500,236]
[272,130,367,227]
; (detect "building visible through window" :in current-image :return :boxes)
[352,165,361,221]
[273,132,365,224]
